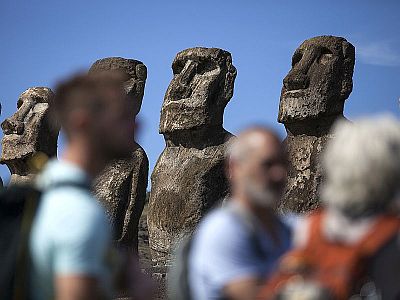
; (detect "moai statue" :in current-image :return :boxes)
[0,102,2,189]
[1,87,59,185]
[278,35,355,213]
[148,47,237,264]
[90,57,149,251]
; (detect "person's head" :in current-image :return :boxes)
[322,115,400,218]
[278,36,355,124]
[53,72,135,162]
[227,127,287,208]
[160,47,237,134]
[89,57,147,118]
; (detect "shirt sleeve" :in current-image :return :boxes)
[52,201,110,277]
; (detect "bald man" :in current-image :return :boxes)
[188,127,292,300]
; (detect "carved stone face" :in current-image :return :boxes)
[89,57,147,117]
[159,47,237,133]
[1,87,59,183]
[278,36,355,124]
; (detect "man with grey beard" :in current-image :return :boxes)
[188,127,292,300]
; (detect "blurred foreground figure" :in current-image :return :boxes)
[185,127,291,300]
[259,116,400,300]
[29,73,139,300]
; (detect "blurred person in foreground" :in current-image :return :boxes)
[258,115,400,300]
[188,127,292,300]
[29,72,149,300]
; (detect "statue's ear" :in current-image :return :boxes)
[136,63,147,81]
[340,41,356,101]
[222,56,237,106]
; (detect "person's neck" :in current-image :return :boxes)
[233,191,277,227]
[62,138,105,179]
[233,191,282,246]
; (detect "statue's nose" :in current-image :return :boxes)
[1,99,34,135]
[179,60,197,85]
[283,47,321,91]
[283,71,309,91]
[1,118,24,135]
[1,118,13,134]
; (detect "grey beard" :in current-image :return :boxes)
[244,179,279,208]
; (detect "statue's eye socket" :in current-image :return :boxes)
[17,99,24,109]
[196,61,218,75]
[292,52,303,66]
[318,48,334,64]
[172,61,185,74]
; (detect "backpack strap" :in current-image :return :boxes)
[306,211,400,255]
[167,235,194,300]
[45,180,92,192]
[355,215,400,257]
[259,212,400,300]
[302,209,324,250]
[13,188,41,300]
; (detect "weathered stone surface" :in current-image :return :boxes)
[1,87,59,185]
[278,36,355,213]
[90,57,149,250]
[0,102,2,189]
[148,47,237,264]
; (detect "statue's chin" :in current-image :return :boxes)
[9,174,35,186]
[159,111,209,134]
[278,92,329,124]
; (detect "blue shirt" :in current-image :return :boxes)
[29,159,112,300]
[188,201,292,300]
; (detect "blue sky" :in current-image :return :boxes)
[0,0,399,183]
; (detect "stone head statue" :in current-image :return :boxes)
[278,36,355,124]
[90,57,149,250]
[1,87,59,184]
[89,57,147,118]
[160,47,237,134]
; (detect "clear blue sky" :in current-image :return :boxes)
[1,0,399,184]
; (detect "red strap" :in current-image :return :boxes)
[305,210,325,250]
[355,215,400,257]
[306,211,400,254]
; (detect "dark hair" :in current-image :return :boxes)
[52,71,126,129]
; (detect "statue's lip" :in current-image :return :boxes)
[283,89,306,96]
[163,98,207,109]
[1,133,24,138]
[164,98,191,104]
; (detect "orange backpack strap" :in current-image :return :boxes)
[257,212,400,300]
[306,210,324,245]
[355,215,400,257]
[257,211,325,300]
[307,211,400,257]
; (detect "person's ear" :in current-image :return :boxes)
[340,40,355,100]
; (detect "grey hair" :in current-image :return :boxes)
[225,126,281,162]
[322,115,400,218]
